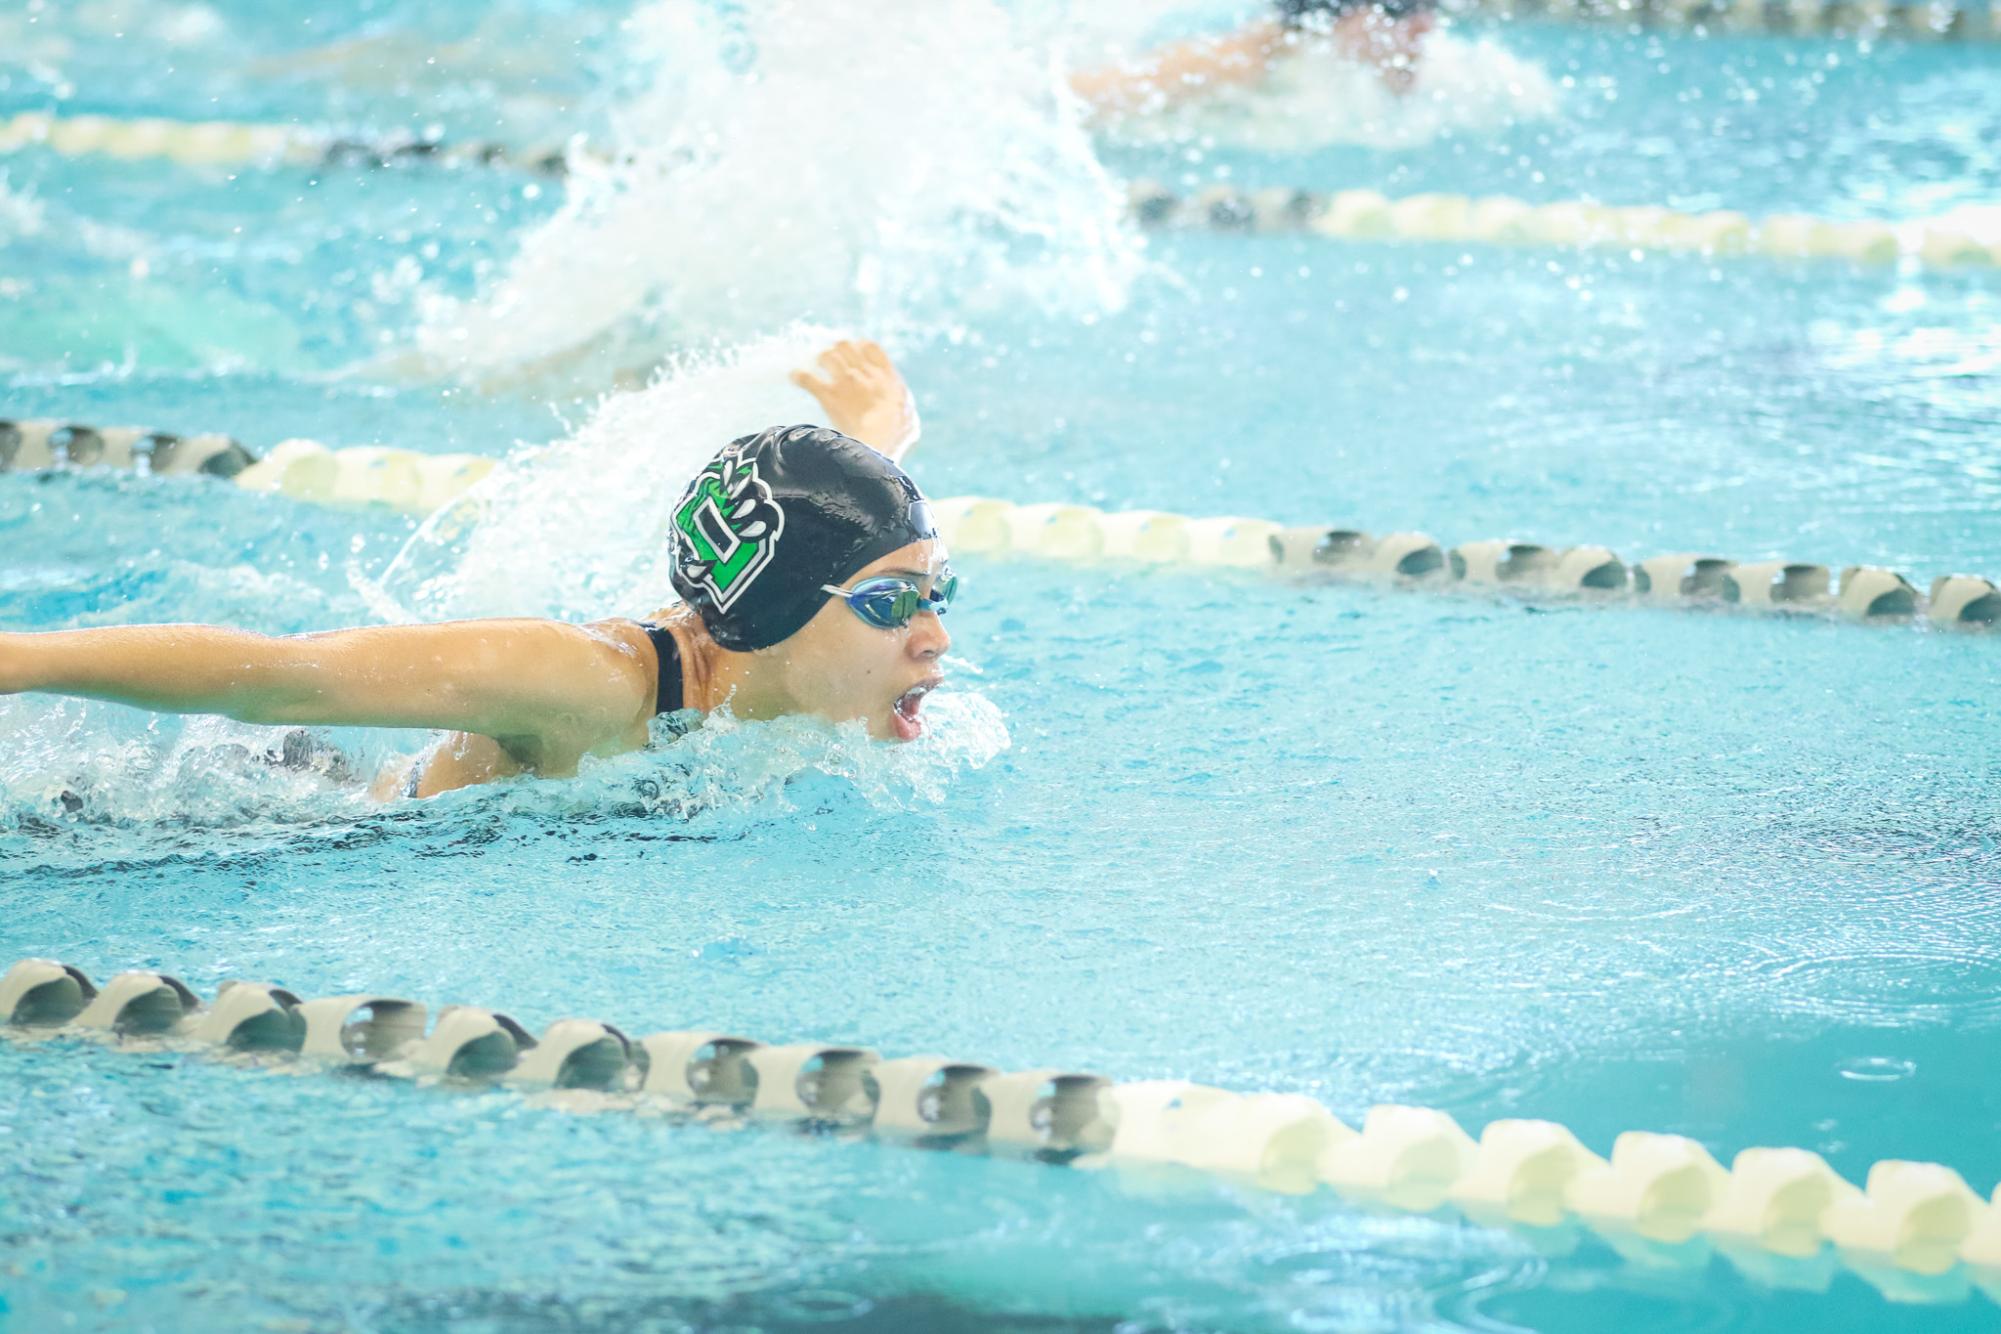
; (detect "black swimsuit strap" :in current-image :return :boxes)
[637,620,684,716]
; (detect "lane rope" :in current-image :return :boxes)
[935,498,2001,629]
[3,957,1996,1306]
[1129,181,2001,271]
[0,110,569,175]
[1453,0,2001,40]
[6,415,1998,632]
[11,110,1999,277]
[0,417,496,518]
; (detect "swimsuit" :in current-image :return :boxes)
[403,619,686,798]
[636,619,685,715]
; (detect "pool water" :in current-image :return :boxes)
[3,2,1999,1330]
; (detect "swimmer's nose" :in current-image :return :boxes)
[908,611,949,661]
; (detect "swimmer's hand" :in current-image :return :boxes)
[791,340,922,464]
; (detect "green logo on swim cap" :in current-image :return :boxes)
[673,453,785,612]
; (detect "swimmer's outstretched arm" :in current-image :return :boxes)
[0,620,655,763]
[1069,21,1289,116]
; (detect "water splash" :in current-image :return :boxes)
[493,690,1012,829]
[363,327,844,625]
[0,180,45,241]
[0,702,387,845]
[407,0,1147,380]
[1927,202,2001,245]
[0,683,1008,844]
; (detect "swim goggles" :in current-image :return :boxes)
[820,573,959,630]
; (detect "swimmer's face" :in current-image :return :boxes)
[768,539,952,743]
[1333,7,1434,94]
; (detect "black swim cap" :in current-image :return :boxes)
[1278,0,1435,24]
[669,425,937,652]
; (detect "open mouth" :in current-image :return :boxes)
[890,678,941,741]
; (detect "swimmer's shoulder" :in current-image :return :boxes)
[587,613,688,721]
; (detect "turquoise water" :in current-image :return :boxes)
[4,3,2000,1330]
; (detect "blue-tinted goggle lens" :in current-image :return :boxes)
[832,574,958,629]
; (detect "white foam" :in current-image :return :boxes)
[0,701,385,838]
[1925,202,2001,246]
[407,0,1147,380]
[0,180,44,242]
[0,678,1007,834]
[539,690,1011,825]
[364,326,848,624]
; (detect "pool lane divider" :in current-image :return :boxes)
[1457,0,2001,40]
[0,417,496,517]
[7,108,1999,274]
[0,110,569,175]
[935,498,2001,630]
[3,958,1998,1307]
[5,415,1999,632]
[1130,181,2001,272]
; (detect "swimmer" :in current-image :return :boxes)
[1070,0,1439,113]
[0,341,953,801]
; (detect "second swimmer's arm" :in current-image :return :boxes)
[1069,21,1290,116]
[0,620,654,760]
